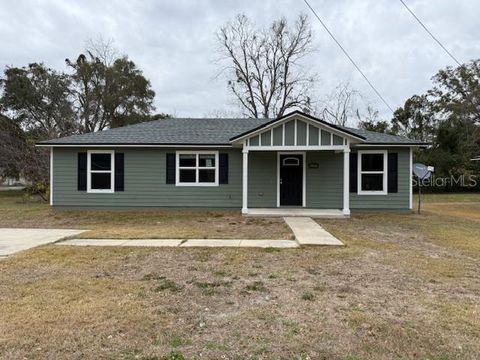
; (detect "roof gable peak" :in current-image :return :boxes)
[229,111,365,143]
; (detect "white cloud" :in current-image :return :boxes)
[0,0,478,119]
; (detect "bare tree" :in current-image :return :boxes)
[217,14,315,118]
[85,36,119,66]
[203,108,242,118]
[318,82,361,126]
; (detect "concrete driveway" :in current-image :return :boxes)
[0,228,86,257]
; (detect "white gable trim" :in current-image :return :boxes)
[230,112,365,144]
[241,115,357,151]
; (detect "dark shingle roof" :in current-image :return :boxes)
[39,118,271,145]
[38,115,426,146]
[339,126,427,145]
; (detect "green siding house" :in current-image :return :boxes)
[37,111,426,216]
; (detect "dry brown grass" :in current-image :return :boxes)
[0,191,292,240]
[1,192,480,359]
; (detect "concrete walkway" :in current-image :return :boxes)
[57,238,299,248]
[283,217,344,246]
[1,217,341,254]
[0,228,86,257]
[56,217,343,248]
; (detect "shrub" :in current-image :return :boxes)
[301,291,314,301]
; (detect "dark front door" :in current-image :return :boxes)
[280,154,303,206]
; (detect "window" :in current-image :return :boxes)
[358,150,387,195]
[176,151,218,186]
[87,150,114,193]
[282,157,300,166]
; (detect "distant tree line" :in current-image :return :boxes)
[359,60,480,192]
[0,41,169,198]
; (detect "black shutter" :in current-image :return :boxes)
[388,152,398,193]
[77,152,87,191]
[115,153,124,191]
[219,153,229,184]
[349,152,358,193]
[166,153,175,184]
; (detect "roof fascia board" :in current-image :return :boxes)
[36,143,233,148]
[353,143,429,147]
[37,142,428,148]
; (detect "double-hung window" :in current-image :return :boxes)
[358,150,387,195]
[87,150,114,193]
[176,151,218,186]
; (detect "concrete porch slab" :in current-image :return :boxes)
[246,208,348,218]
[284,217,344,246]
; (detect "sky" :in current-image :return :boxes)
[0,0,479,122]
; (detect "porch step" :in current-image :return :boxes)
[246,208,348,218]
[284,217,344,246]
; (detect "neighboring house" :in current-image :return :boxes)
[37,111,427,216]
[0,173,28,188]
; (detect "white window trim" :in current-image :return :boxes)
[87,150,115,193]
[357,150,388,195]
[175,151,219,186]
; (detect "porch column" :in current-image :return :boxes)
[343,147,351,216]
[49,147,53,206]
[242,148,249,214]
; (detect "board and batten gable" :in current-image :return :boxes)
[244,118,350,149]
[52,147,243,208]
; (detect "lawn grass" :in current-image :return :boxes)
[1,191,480,359]
[0,190,292,240]
[412,193,480,222]
[418,192,480,203]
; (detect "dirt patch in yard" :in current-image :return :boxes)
[72,214,293,240]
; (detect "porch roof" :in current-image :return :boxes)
[229,111,366,142]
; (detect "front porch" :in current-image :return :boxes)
[239,147,353,217]
[232,112,361,217]
[241,149,351,216]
